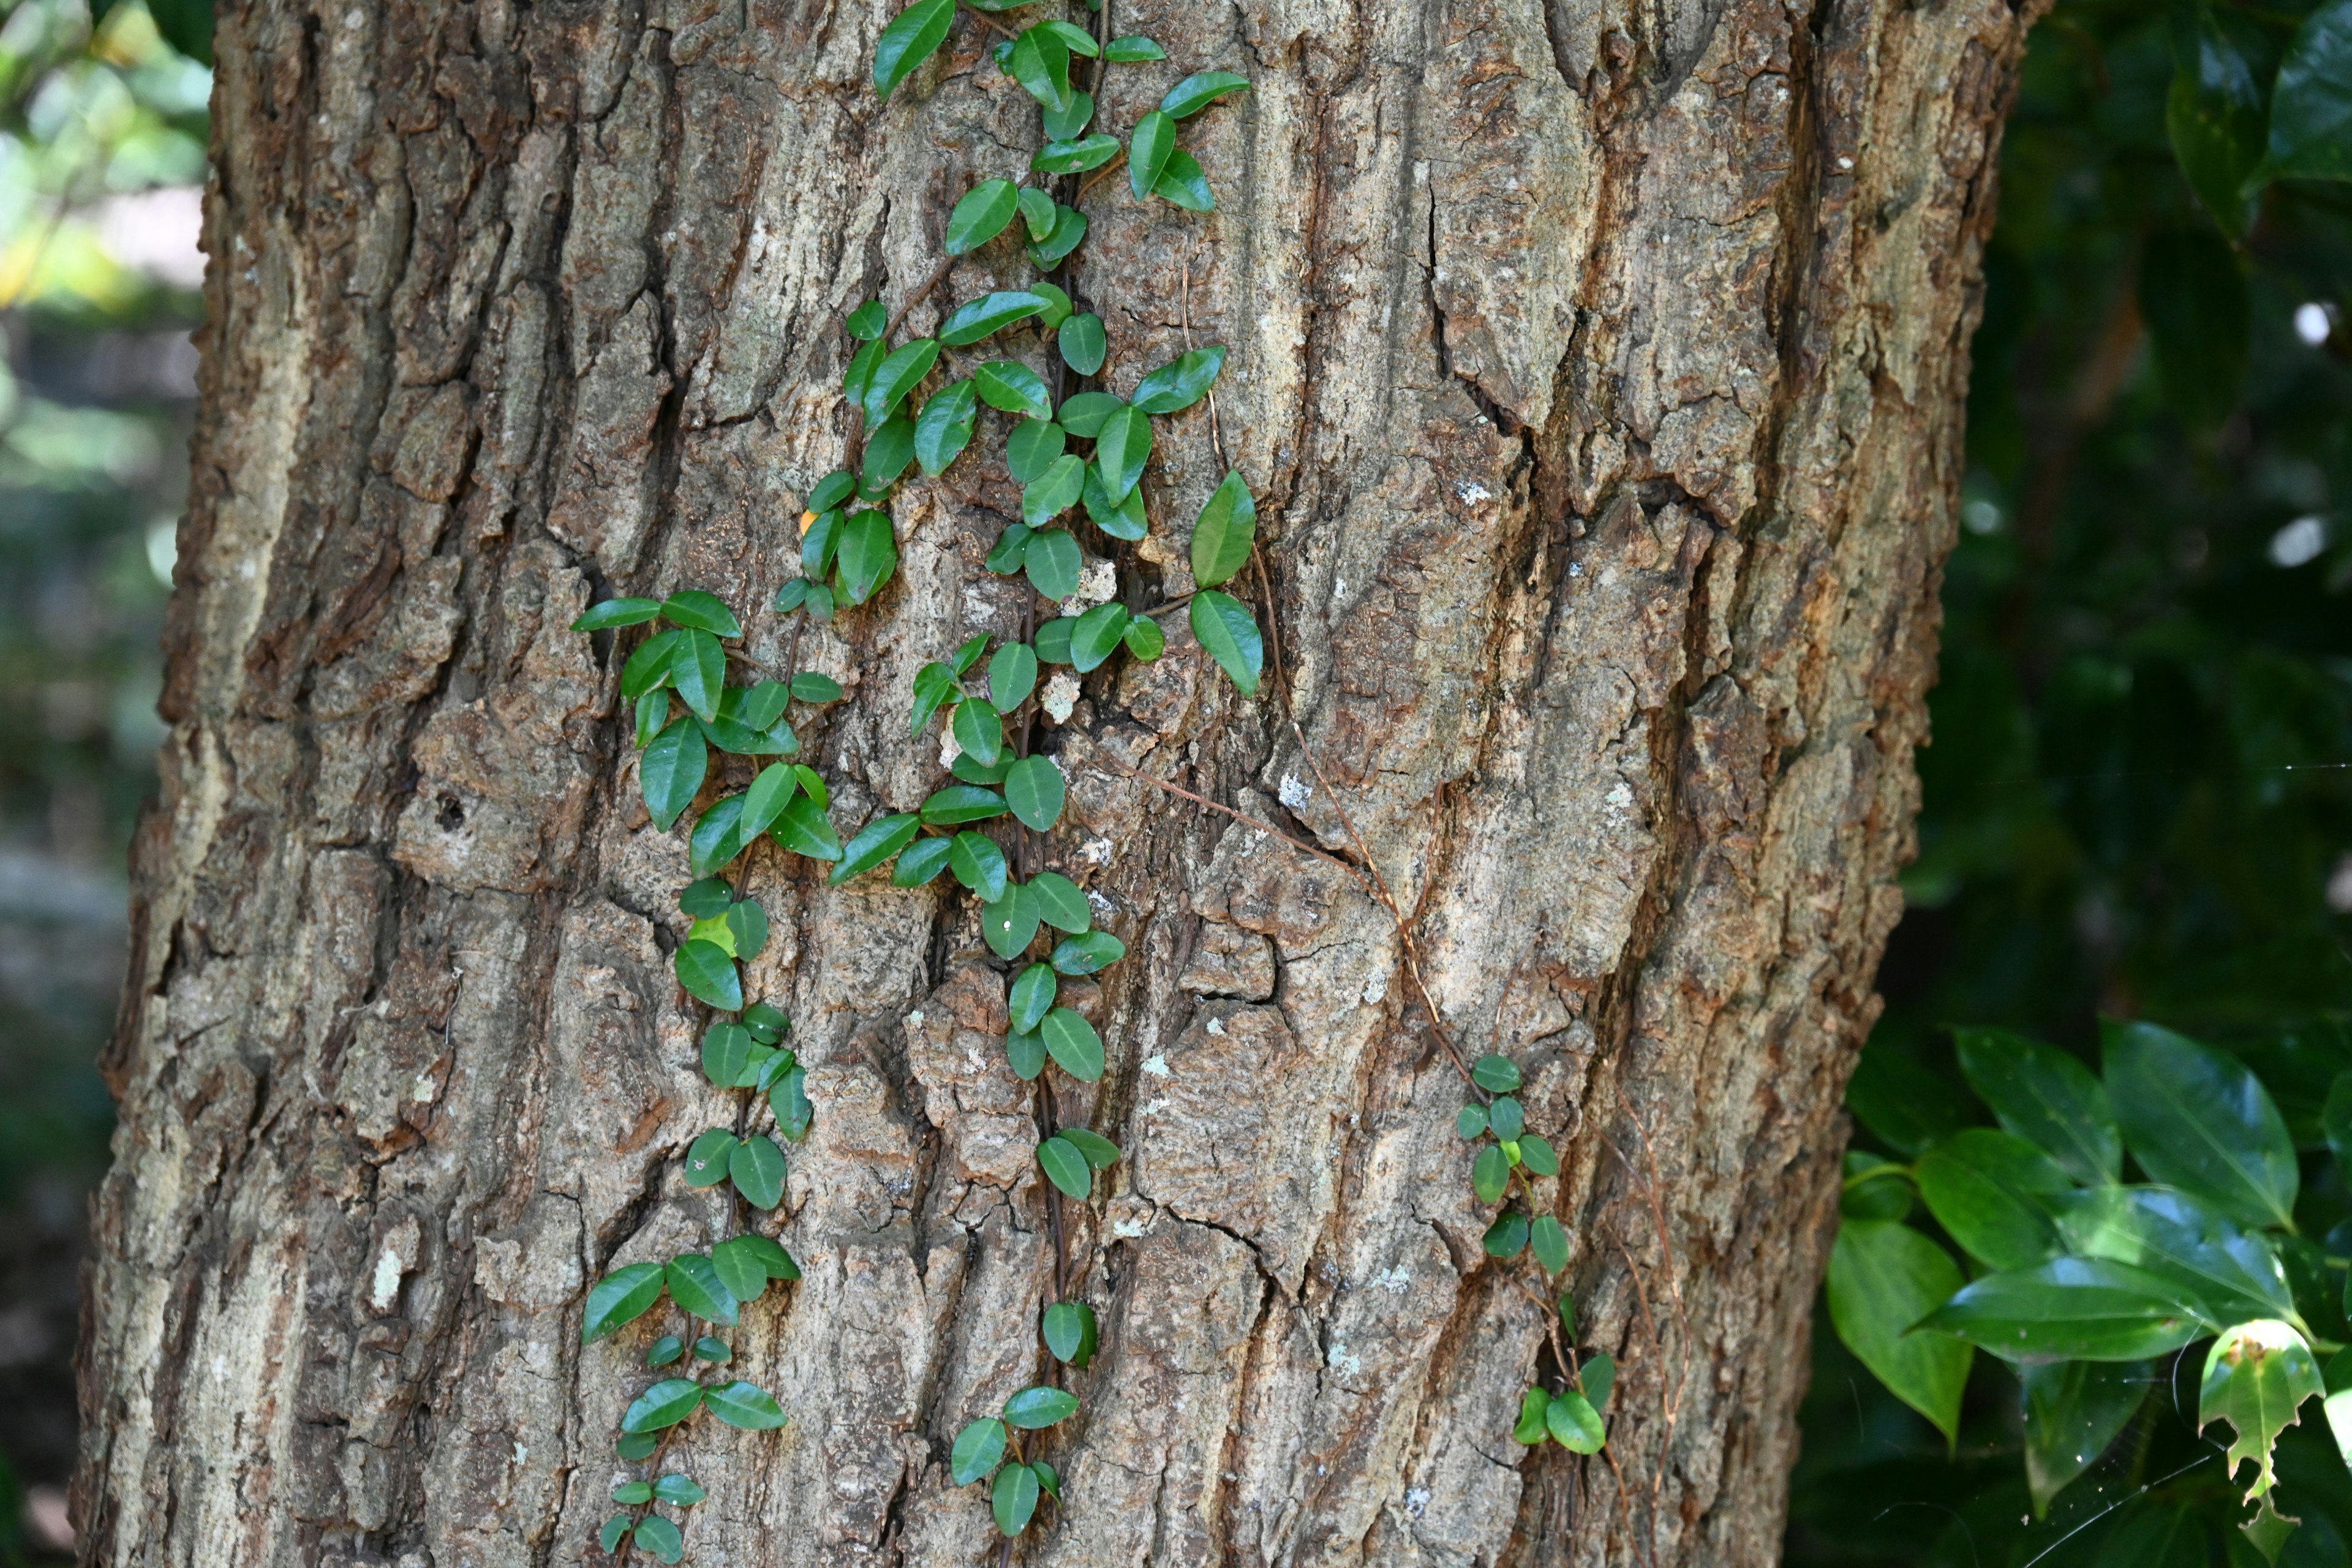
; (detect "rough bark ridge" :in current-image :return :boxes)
[77,0,2038,1563]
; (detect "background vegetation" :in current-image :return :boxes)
[0,0,2343,1562]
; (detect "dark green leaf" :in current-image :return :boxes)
[1028,203,1088,268]
[2105,1019,2297,1230]
[1955,1027,2120,1183]
[1471,1055,1521,1093]
[1160,70,1250,118]
[1841,1152,1915,1221]
[738,763,797,843]
[1027,283,1072,331]
[949,831,1010,902]
[1457,1104,1489,1139]
[622,1378,706,1433]
[832,812,922,885]
[1826,1220,1973,1443]
[915,379,979,475]
[1037,1134,1091,1197]
[1518,1133,1559,1178]
[862,338,941,426]
[666,1253,739,1325]
[1022,456,1087,529]
[675,941,742,1011]
[1041,1007,1104,1081]
[710,1237,767,1302]
[802,510,843,578]
[975,361,1055,420]
[1004,25,1072,109]
[730,1135,787,1210]
[910,662,960,735]
[1472,1143,1510,1203]
[704,1379,790,1430]
[951,696,1003,769]
[1129,109,1175,198]
[2019,1359,2149,1515]
[1846,1047,1973,1156]
[1006,419,1066,484]
[843,337,886,412]
[1024,526,1084,599]
[951,752,1012,786]
[989,643,1038,712]
[1033,134,1120,173]
[2167,5,2269,235]
[654,1472,706,1506]
[1913,1128,2074,1270]
[837,509,900,606]
[634,690,671,747]
[889,839,952,891]
[1488,1096,1525,1140]
[1038,18,1098,55]
[1008,962,1058,1035]
[790,672,842,705]
[1059,313,1107,375]
[1188,470,1256,586]
[574,597,661,631]
[1920,1255,2206,1362]
[1042,1300,1098,1366]
[681,877,733,918]
[1545,1388,1604,1453]
[842,307,886,347]
[1018,186,1058,243]
[1582,1350,1613,1411]
[2266,0,2352,181]
[1003,1384,1080,1429]
[952,1416,1008,1485]
[992,1460,1041,1536]
[946,182,1021,256]
[703,1022,753,1087]
[983,881,1044,958]
[616,1432,658,1461]
[986,522,1034,578]
[1189,590,1262,695]
[922,785,1009,826]
[873,0,955,99]
[941,293,1050,351]
[1483,1209,1530,1258]
[647,1333,685,1366]
[2056,1184,2294,1327]
[600,1515,630,1553]
[1060,1127,1120,1168]
[1070,601,1129,673]
[672,630,725,722]
[1052,930,1125,975]
[1005,754,1066,832]
[621,627,682,699]
[1008,1028,1047,1080]
[743,1001,788,1043]
[686,1128,739,1189]
[1104,34,1164,61]
[734,680,791,732]
[661,590,741,637]
[1151,148,1215,211]
[1033,617,1076,665]
[1094,405,1152,502]
[1130,345,1225,415]
[771,794,843,861]
[771,1066,813,1142]
[1531,1214,1568,1275]
[633,1516,685,1564]
[688,795,748,878]
[583,1261,667,1342]
[1123,616,1166,660]
[1030,871,1091,933]
[1058,391,1123,437]
[862,417,918,488]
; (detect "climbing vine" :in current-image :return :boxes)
[562,0,1613,1557]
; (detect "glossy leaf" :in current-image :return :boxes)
[952,1415,1008,1485]
[634,1516,685,1564]
[983,881,1043,958]
[703,1022,753,1087]
[687,796,747,878]
[2167,4,2269,235]
[922,785,1009,826]
[1052,930,1124,974]
[2019,1359,2149,1515]
[1471,1054,1521,1093]
[975,361,1054,420]
[685,1127,738,1189]
[989,643,1038,712]
[575,597,660,631]
[1188,469,1256,587]
[1003,1384,1080,1429]
[673,630,725,722]
[914,379,978,475]
[1028,203,1087,267]
[1060,1127,1119,1168]
[1123,616,1165,660]
[1030,873,1091,934]
[1160,70,1250,118]
[674,941,742,1011]
[1006,418,1066,483]
[771,794,843,861]
[1058,391,1123,437]
[666,1253,739,1324]
[1024,526,1083,600]
[1041,1007,1104,1081]
[583,1261,668,1342]
[654,1473,706,1506]
[992,1461,1040,1536]
[1484,1209,1529,1258]
[1919,1254,2206,1362]
[1472,1144,1509,1204]
[1033,617,1075,664]
[2266,0,2352,182]
[1022,456,1086,529]
[1545,1388,1604,1453]
[1093,405,1152,502]
[1189,590,1262,695]
[1530,1214,1569,1275]
[730,1135,787,1210]
[1033,134,1119,173]
[1152,148,1215,211]
[622,1378,705,1433]
[661,590,741,637]
[1066,601,1127,674]
[836,509,899,606]
[873,0,954,99]
[1826,1219,1972,1444]
[945,181,1020,255]
[2105,1019,2297,1230]
[1042,1300,1098,1367]
[2056,1184,2295,1328]
[704,1379,790,1430]
[862,338,940,427]
[1037,1134,1091,1197]
[831,812,922,885]
[940,290,1049,347]
[1104,34,1164,61]
[1913,1128,2074,1270]
[1513,1387,1551,1444]
[1130,345,1225,415]
[1129,108,1175,198]
[711,1235,778,1301]
[1003,26,1071,109]
[641,718,708,831]
[1058,312,1106,375]
[1955,1026,2121,1183]
[770,1066,813,1142]
[1008,962,1058,1035]
[949,831,1009,903]
[1017,186,1058,243]
[1005,754,1066,832]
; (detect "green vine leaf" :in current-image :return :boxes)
[1069,602,1131,673]
[1038,1134,1091,1197]
[1188,589,1263,695]
[952,1417,1008,1485]
[1954,1027,2121,1184]
[862,339,940,426]
[661,590,741,637]
[1007,418,1068,483]
[992,1461,1041,1536]
[949,830,1011,903]
[2104,1020,2298,1231]
[674,941,742,1011]
[1005,26,1073,110]
[583,1262,668,1343]
[983,881,1043,958]
[1034,135,1118,173]
[704,1380,790,1431]
[1188,469,1257,586]
[1131,345,1225,413]
[1129,109,1175,198]
[951,696,1005,767]
[574,597,660,631]
[622,1378,706,1434]
[1919,1255,2204,1362]
[976,361,1055,420]
[1104,34,1165,62]
[620,626,682,699]
[1005,754,1066,831]
[1518,1133,1559,1177]
[633,1516,686,1564]
[1059,313,1106,375]
[673,629,726,722]
[1060,1127,1120,1168]
[1093,405,1153,502]
[1003,1385,1081,1429]
[1041,1007,1105,1081]
[837,510,900,605]
[832,812,922,884]
[1058,390,1122,436]
[1123,616,1165,660]
[1010,962,1059,1035]
[941,289,1050,345]
[1052,931,1124,975]
[915,379,978,475]
[1484,1210,1529,1257]
[989,643,1039,710]
[1028,203,1088,266]
[1151,148,1215,211]
[688,796,748,877]
[639,718,707,831]
[1023,526,1083,598]
[1022,456,1087,529]
[1018,186,1058,243]
[1545,1389,1605,1452]
[685,1128,738,1188]
[654,1474,707,1506]
[946,181,1021,255]
[769,794,843,862]
[703,1022,753,1087]
[729,1135,788,1210]
[1160,71,1251,119]
[1531,1215,1569,1275]
[1042,1300,1099,1366]
[922,785,1009,826]
[861,417,918,489]
[872,0,954,99]
[1028,871,1091,933]
[666,1253,740,1325]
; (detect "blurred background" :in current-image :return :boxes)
[0,0,2343,1564]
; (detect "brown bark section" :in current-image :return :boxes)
[75,0,2037,1564]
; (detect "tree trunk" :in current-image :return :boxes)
[74,0,2037,1563]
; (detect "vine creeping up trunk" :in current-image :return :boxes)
[77,0,2040,1563]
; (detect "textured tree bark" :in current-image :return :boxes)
[75,0,2039,1563]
